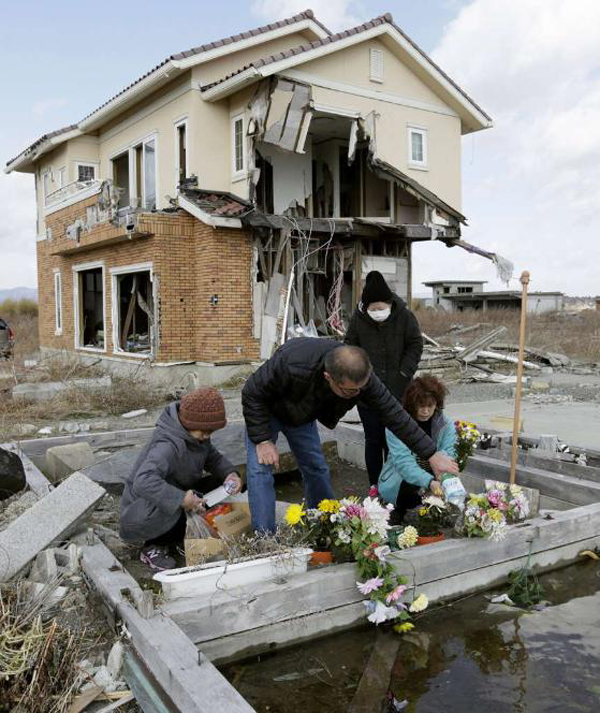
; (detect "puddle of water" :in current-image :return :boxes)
[221,561,600,713]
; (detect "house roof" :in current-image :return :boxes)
[423,280,487,285]
[179,188,253,218]
[200,13,492,131]
[5,10,330,173]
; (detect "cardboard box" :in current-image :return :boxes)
[184,502,252,566]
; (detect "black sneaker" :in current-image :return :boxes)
[140,545,176,571]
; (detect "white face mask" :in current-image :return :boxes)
[367,307,391,322]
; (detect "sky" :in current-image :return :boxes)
[0,0,598,296]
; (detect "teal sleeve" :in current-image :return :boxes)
[439,420,457,458]
[384,429,434,490]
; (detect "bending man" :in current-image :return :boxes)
[242,338,457,532]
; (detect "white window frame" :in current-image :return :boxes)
[109,262,155,359]
[53,269,62,335]
[407,125,428,170]
[174,117,189,189]
[72,260,107,353]
[42,169,52,206]
[369,48,384,83]
[74,161,99,183]
[231,114,246,180]
[58,166,67,188]
[108,132,159,210]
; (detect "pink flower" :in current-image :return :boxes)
[487,490,504,507]
[344,504,367,519]
[385,584,407,604]
[368,485,379,497]
[357,577,384,595]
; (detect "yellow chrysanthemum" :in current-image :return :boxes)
[418,507,428,517]
[488,508,504,524]
[318,499,340,514]
[285,503,306,526]
[394,622,414,633]
[409,593,429,613]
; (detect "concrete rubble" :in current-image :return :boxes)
[11,375,112,402]
[46,441,95,482]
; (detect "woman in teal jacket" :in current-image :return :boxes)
[379,375,456,520]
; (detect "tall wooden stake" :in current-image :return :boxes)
[510,271,530,485]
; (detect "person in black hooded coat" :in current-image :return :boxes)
[345,271,423,486]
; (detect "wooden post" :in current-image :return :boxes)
[509,271,530,485]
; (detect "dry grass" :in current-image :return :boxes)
[417,307,600,362]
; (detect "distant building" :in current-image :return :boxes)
[423,280,563,314]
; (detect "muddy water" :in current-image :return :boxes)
[221,561,600,712]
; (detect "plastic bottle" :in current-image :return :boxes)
[441,473,467,510]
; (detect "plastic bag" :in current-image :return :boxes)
[185,511,217,539]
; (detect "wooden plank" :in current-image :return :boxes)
[1,441,53,497]
[81,543,256,713]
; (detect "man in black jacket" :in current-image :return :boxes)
[345,270,423,485]
[242,338,457,532]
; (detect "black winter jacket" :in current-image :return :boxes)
[119,403,235,542]
[242,338,436,460]
[345,294,423,400]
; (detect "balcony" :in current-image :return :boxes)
[44,178,103,216]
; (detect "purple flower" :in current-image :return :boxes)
[357,577,384,595]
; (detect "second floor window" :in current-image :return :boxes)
[232,115,245,176]
[77,164,96,182]
[408,126,428,169]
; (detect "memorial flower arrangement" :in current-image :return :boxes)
[410,495,458,537]
[331,496,428,631]
[454,420,481,471]
[463,481,529,542]
[284,499,340,550]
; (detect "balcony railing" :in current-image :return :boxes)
[44,178,103,214]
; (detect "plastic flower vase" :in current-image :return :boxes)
[417,533,445,546]
[309,550,334,565]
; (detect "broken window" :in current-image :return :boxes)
[112,153,130,209]
[77,164,96,182]
[77,267,105,349]
[176,121,187,186]
[232,115,245,175]
[114,269,154,355]
[255,151,274,214]
[458,286,474,293]
[408,126,427,168]
[54,271,62,334]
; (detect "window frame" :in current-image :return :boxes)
[407,125,428,170]
[53,269,62,335]
[109,262,155,359]
[108,132,158,210]
[72,260,107,353]
[42,169,52,206]
[369,48,384,83]
[231,114,246,180]
[75,162,99,183]
[174,116,189,189]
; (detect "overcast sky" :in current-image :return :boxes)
[0,0,598,295]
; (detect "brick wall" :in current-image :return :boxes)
[39,195,260,364]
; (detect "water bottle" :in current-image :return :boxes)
[441,473,467,510]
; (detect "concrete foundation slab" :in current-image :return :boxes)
[0,472,105,582]
[12,376,112,402]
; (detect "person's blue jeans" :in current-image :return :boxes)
[245,416,334,532]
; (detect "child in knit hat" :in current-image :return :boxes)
[120,387,242,571]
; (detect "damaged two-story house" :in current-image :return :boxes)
[5,9,493,383]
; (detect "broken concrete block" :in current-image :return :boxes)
[80,446,143,494]
[0,447,27,500]
[107,641,124,679]
[53,543,81,573]
[121,408,148,419]
[24,581,69,608]
[12,376,112,402]
[58,421,82,434]
[28,549,58,583]
[12,423,37,437]
[37,427,53,435]
[531,381,550,392]
[46,442,95,483]
[0,471,105,582]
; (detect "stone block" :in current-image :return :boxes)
[0,472,105,582]
[46,442,95,483]
[80,446,143,493]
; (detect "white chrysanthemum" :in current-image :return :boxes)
[398,525,418,549]
[409,593,429,613]
[422,495,446,509]
[361,496,391,538]
[367,600,399,624]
